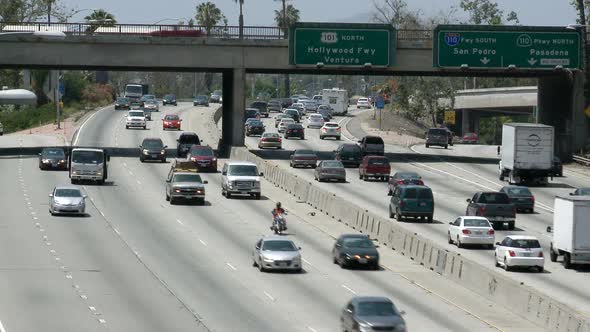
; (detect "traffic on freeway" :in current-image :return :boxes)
[0,94,549,332]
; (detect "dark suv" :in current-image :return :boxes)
[250,101,269,118]
[334,144,363,167]
[140,137,167,163]
[163,94,177,106]
[176,132,201,157]
[426,128,449,149]
[389,185,434,222]
[359,136,385,156]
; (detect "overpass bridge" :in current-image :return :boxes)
[0,22,586,158]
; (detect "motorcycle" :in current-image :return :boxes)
[271,211,287,234]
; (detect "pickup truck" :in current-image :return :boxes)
[165,160,208,205]
[465,192,516,230]
[359,155,390,181]
[358,136,385,156]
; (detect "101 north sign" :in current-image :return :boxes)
[289,23,395,67]
[434,25,582,70]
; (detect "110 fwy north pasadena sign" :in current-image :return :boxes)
[434,25,582,70]
[289,23,395,67]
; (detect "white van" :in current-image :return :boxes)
[321,88,348,116]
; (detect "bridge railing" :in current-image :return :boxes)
[0,21,431,41]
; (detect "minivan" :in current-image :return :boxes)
[426,128,449,149]
[389,185,434,222]
[334,144,363,167]
[221,161,263,199]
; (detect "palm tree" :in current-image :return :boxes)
[233,0,244,39]
[195,2,225,35]
[274,1,300,97]
[84,9,116,33]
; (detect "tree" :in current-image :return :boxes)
[459,0,519,25]
[195,2,225,35]
[233,0,244,39]
[274,3,299,37]
[572,0,590,109]
[0,0,66,23]
[372,0,422,29]
[84,9,116,33]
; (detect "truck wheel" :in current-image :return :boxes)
[563,253,573,269]
[165,193,170,201]
[444,145,448,149]
[389,207,394,219]
[427,215,433,223]
[508,222,515,230]
[425,144,430,148]
[549,247,557,262]
[169,197,175,205]
[395,209,403,222]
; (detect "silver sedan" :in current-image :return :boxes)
[49,186,87,216]
[315,160,346,182]
[252,237,302,272]
[258,132,282,149]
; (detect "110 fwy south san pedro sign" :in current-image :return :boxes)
[434,25,582,70]
[289,23,395,67]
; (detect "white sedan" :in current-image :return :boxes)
[495,235,544,272]
[278,118,295,133]
[319,122,341,140]
[447,216,495,248]
[356,97,371,109]
[307,114,324,128]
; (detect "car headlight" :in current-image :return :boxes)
[160,149,165,155]
[59,159,65,163]
[254,181,260,188]
[263,257,274,263]
[42,159,50,163]
[96,172,102,176]
[143,149,149,154]
[228,181,234,189]
[71,170,77,175]
[174,189,181,193]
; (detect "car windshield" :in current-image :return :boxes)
[463,219,491,227]
[213,90,222,96]
[228,165,258,176]
[510,239,541,249]
[245,110,259,117]
[479,193,510,204]
[251,102,267,107]
[72,151,103,164]
[164,94,175,99]
[143,95,155,99]
[358,98,368,102]
[129,111,144,117]
[577,188,590,195]
[325,123,339,128]
[195,95,207,100]
[145,100,157,105]
[41,149,65,158]
[341,145,361,153]
[180,135,200,144]
[262,240,297,251]
[357,301,397,317]
[142,140,163,149]
[264,133,279,138]
[281,119,294,124]
[249,120,263,126]
[323,161,343,168]
[165,115,179,120]
[395,172,420,179]
[309,115,323,120]
[173,174,203,183]
[55,189,82,197]
[365,137,384,144]
[342,237,374,248]
[126,86,142,94]
[504,187,532,196]
[116,98,128,103]
[368,158,388,165]
[190,148,213,156]
[288,124,303,129]
[428,129,447,136]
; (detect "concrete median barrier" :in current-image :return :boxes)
[226,147,590,331]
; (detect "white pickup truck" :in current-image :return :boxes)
[126,110,146,129]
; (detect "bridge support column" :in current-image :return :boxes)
[538,72,588,159]
[220,68,246,156]
[461,110,480,135]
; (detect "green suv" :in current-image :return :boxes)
[388,185,434,222]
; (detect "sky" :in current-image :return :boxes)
[61,0,578,27]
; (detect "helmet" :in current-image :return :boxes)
[276,202,282,208]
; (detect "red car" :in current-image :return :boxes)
[359,155,390,181]
[462,132,478,144]
[187,145,217,172]
[163,114,181,130]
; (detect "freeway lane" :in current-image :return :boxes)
[63,102,532,331]
[244,109,590,315]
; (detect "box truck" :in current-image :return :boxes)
[547,196,590,269]
[321,88,348,116]
[498,123,554,185]
[124,83,149,105]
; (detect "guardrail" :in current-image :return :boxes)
[573,154,590,166]
[0,22,432,41]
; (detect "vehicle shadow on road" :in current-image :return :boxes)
[540,182,575,189]
[53,213,92,220]
[82,181,117,187]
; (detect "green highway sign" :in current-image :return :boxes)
[289,23,395,67]
[434,25,582,70]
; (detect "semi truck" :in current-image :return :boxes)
[69,148,110,185]
[498,123,554,185]
[321,88,348,116]
[547,196,590,269]
[124,83,149,105]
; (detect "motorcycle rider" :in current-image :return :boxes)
[271,202,287,230]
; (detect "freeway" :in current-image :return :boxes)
[244,108,590,316]
[0,102,540,331]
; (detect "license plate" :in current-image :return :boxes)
[151,154,157,158]
[348,157,354,160]
[419,202,426,206]
[522,252,531,257]
[475,231,483,235]
[358,258,367,264]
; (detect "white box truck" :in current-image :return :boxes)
[321,88,348,116]
[547,196,590,269]
[499,123,554,185]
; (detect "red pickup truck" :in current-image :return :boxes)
[359,155,390,181]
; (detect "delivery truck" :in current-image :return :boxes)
[321,88,348,116]
[498,123,554,185]
[547,196,590,269]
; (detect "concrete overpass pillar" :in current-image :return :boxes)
[461,110,480,135]
[538,72,588,158]
[219,68,246,156]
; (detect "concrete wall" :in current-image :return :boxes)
[229,146,590,332]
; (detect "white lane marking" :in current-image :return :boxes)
[199,239,207,246]
[114,228,120,235]
[65,274,72,279]
[307,327,318,332]
[302,258,314,267]
[99,210,105,218]
[263,291,275,301]
[80,294,88,300]
[133,250,141,258]
[98,318,106,324]
[73,106,106,145]
[123,162,127,167]
[176,219,184,225]
[341,284,357,295]
[226,262,237,271]
[128,170,134,176]
[0,319,7,332]
[136,180,142,185]
[89,306,96,312]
